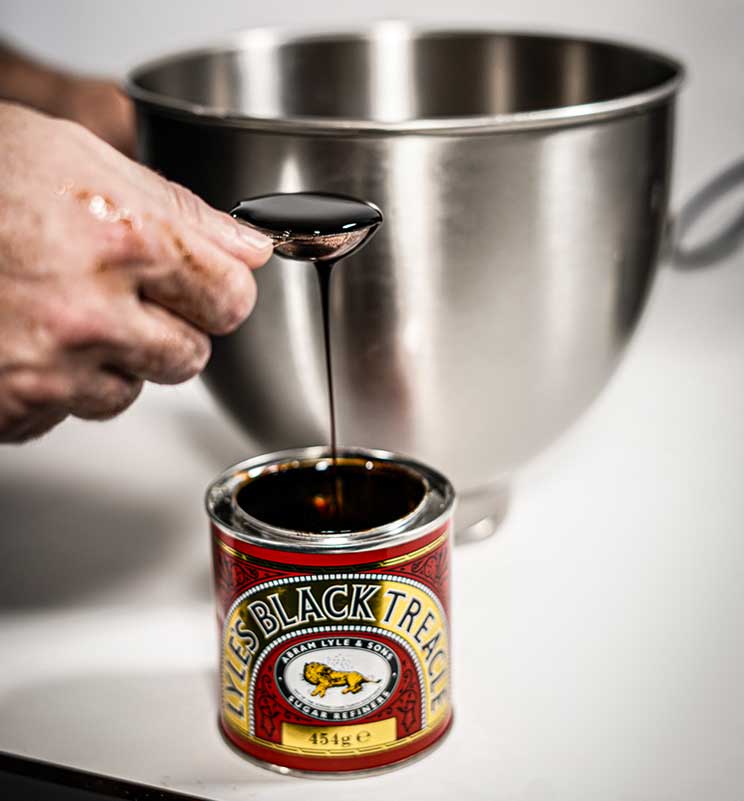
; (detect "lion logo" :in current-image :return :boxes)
[302,661,380,698]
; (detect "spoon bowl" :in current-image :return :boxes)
[230,192,382,262]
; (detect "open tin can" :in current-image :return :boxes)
[206,446,455,776]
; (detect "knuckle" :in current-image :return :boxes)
[0,370,71,442]
[179,331,211,378]
[212,270,256,334]
[192,332,212,370]
[50,303,111,348]
[74,375,143,420]
[99,379,143,418]
[166,181,202,221]
[2,412,67,443]
[8,369,70,408]
[150,326,210,383]
[101,222,147,263]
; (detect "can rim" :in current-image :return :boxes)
[206,446,455,553]
[126,23,685,136]
[230,455,431,539]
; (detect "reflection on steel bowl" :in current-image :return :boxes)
[129,25,684,533]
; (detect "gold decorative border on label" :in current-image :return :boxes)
[224,713,450,757]
[215,530,448,572]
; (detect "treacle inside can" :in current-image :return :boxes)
[233,456,429,535]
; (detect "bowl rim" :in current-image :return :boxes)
[126,22,685,135]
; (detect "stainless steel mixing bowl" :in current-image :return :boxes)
[128,25,684,531]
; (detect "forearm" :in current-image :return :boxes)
[0,39,135,155]
[0,41,65,114]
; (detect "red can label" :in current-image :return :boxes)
[212,522,452,773]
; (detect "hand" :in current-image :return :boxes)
[0,102,273,443]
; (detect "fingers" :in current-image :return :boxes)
[70,368,143,420]
[0,409,69,443]
[86,178,267,336]
[61,124,272,267]
[8,371,142,432]
[0,359,148,440]
[138,224,258,335]
[42,270,215,388]
[161,179,273,266]
[105,300,212,384]
[0,367,69,443]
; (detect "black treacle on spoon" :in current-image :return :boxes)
[230,192,383,520]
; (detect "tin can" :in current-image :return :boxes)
[206,446,455,776]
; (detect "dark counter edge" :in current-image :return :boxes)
[0,751,209,801]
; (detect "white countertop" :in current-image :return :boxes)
[0,235,742,801]
[1,3,743,799]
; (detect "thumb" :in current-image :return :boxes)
[162,179,273,267]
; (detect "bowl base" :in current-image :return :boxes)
[454,481,510,544]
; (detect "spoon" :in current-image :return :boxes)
[229,191,383,518]
[229,192,383,262]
